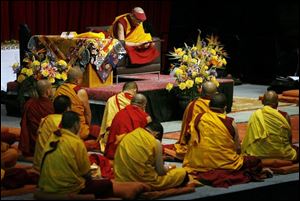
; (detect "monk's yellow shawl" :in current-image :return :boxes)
[183,110,244,173]
[114,128,187,190]
[109,13,152,43]
[98,92,132,151]
[1,169,4,181]
[241,106,296,160]
[54,83,89,139]
[38,128,90,194]
[175,98,210,154]
[33,114,62,171]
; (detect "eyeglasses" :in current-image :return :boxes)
[130,14,142,24]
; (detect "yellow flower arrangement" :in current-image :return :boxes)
[13,55,71,88]
[166,30,228,99]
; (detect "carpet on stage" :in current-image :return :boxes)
[231,96,295,113]
[163,115,299,144]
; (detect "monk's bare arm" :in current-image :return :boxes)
[146,115,152,124]
[232,121,241,154]
[77,89,92,125]
[117,22,143,47]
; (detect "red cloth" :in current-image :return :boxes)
[125,45,160,64]
[19,97,54,156]
[89,154,114,179]
[193,169,252,188]
[89,124,101,139]
[104,105,149,159]
[192,156,264,188]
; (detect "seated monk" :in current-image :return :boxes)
[98,81,138,152]
[183,93,262,186]
[242,90,298,162]
[174,81,218,157]
[1,128,39,190]
[114,121,190,190]
[104,93,152,160]
[1,128,19,169]
[33,95,71,171]
[19,79,55,157]
[38,111,150,199]
[54,66,100,140]
[109,7,159,65]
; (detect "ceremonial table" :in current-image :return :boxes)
[28,35,126,87]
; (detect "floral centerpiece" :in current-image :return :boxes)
[11,50,70,104]
[166,30,228,100]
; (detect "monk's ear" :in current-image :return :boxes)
[261,97,265,105]
[197,86,202,94]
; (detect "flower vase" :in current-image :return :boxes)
[178,95,194,112]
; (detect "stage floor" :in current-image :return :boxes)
[84,74,234,123]
[1,83,299,200]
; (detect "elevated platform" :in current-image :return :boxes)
[4,75,234,124]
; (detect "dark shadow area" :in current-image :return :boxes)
[167,1,299,85]
[196,180,299,201]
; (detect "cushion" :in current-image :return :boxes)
[139,186,195,200]
[282,90,299,97]
[278,94,299,104]
[261,159,293,168]
[1,185,36,197]
[269,163,299,174]
[33,191,95,200]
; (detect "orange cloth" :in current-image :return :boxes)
[19,97,54,156]
[183,110,244,173]
[174,98,210,154]
[54,83,89,139]
[104,105,149,160]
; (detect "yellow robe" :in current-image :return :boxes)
[174,98,210,154]
[54,83,89,139]
[114,128,187,190]
[183,110,244,173]
[109,13,152,43]
[241,106,297,160]
[98,92,132,151]
[38,128,90,194]
[33,114,62,171]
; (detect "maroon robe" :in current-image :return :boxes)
[19,97,54,156]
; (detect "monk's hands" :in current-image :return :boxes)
[136,41,155,49]
[164,163,176,172]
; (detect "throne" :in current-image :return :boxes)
[87,26,162,83]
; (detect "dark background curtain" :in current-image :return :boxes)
[1,0,299,84]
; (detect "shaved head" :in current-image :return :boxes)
[123,81,138,92]
[202,81,218,98]
[131,93,147,109]
[262,90,278,108]
[67,67,83,84]
[36,79,52,97]
[209,93,227,110]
